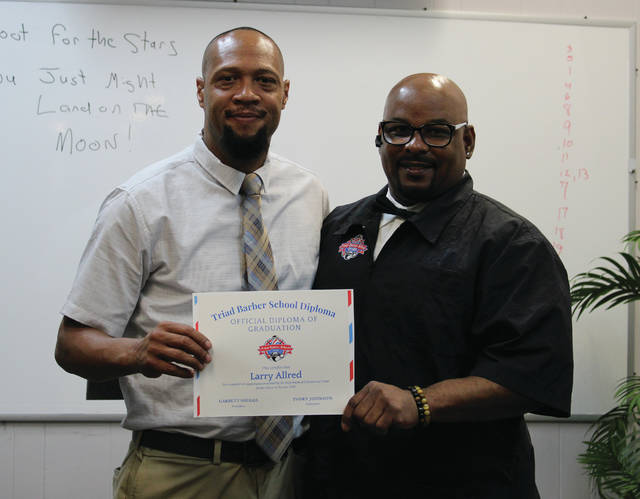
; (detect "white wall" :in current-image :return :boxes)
[3,0,635,498]
[0,421,597,499]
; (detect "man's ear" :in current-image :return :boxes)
[281,79,290,109]
[196,77,205,109]
[464,124,476,158]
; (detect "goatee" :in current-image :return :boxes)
[220,125,269,161]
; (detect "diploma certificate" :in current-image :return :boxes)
[193,289,354,417]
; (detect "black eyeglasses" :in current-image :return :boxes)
[380,121,468,147]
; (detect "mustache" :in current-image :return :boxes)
[224,108,266,118]
[397,155,436,167]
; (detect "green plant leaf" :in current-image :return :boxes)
[571,250,640,318]
[571,234,640,497]
[579,377,640,497]
[622,230,640,253]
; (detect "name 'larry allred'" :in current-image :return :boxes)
[250,370,303,382]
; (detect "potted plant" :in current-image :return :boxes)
[570,230,640,498]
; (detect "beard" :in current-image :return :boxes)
[219,124,270,161]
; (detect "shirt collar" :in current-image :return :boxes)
[332,173,474,245]
[193,136,272,195]
[410,174,473,244]
[385,190,426,213]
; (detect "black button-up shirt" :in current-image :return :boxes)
[310,175,573,499]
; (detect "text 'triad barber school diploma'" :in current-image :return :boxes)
[193,289,354,417]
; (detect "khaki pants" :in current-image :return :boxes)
[113,434,304,499]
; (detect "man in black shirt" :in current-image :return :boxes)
[311,73,573,498]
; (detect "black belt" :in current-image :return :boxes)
[140,429,306,466]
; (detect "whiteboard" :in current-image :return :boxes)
[0,1,633,417]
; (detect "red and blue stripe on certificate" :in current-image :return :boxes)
[348,290,353,382]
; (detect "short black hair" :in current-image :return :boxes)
[201,27,284,78]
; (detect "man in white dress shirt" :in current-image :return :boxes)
[55,27,328,499]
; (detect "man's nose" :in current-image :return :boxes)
[405,130,430,153]
[233,78,260,102]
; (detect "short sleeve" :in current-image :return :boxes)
[321,187,330,219]
[60,188,150,338]
[470,227,573,417]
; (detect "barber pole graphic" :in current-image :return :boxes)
[348,290,354,381]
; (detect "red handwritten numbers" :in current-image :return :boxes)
[553,44,590,255]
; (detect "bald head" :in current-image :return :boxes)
[201,27,285,80]
[384,73,468,124]
[377,73,475,204]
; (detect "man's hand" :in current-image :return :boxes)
[133,321,212,378]
[341,381,418,434]
[335,377,542,436]
[55,317,212,381]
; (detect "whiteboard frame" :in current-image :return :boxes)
[2,0,638,28]
[628,21,638,381]
[0,0,636,421]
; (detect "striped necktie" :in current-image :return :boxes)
[240,172,295,462]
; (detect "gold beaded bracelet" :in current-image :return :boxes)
[408,385,431,427]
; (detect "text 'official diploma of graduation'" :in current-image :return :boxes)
[193,289,355,417]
